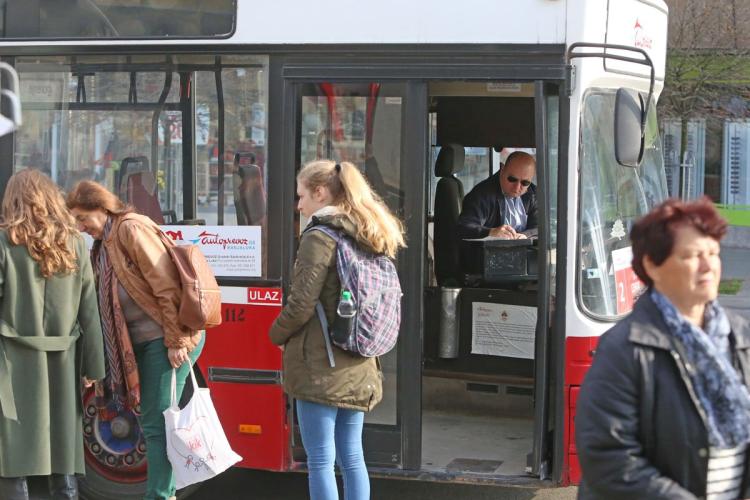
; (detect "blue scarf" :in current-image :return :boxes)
[651,290,750,448]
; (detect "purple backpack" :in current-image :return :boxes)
[309,225,402,358]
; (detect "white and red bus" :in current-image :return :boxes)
[0,0,668,497]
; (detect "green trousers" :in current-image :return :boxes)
[134,336,205,500]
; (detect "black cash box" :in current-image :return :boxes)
[463,238,538,283]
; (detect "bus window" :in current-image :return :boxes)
[13,54,270,276]
[0,0,235,39]
[195,58,269,229]
[299,83,404,218]
[427,146,535,218]
[578,90,668,318]
[297,83,407,427]
[14,56,181,205]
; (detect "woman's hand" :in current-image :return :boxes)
[82,377,97,388]
[168,347,189,368]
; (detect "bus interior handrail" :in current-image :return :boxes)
[0,62,22,136]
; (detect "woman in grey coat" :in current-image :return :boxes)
[0,169,105,499]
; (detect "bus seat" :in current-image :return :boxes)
[119,156,166,224]
[238,164,266,225]
[126,171,165,224]
[433,143,465,286]
[118,156,149,199]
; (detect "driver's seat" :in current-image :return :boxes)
[433,144,465,286]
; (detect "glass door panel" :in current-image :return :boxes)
[294,82,416,466]
[297,83,404,427]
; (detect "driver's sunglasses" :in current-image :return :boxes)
[507,175,531,187]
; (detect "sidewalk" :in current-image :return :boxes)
[718,282,750,318]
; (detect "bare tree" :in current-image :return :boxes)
[661,0,750,197]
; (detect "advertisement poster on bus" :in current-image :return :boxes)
[162,225,262,277]
[612,246,645,315]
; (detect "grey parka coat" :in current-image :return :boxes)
[269,214,383,411]
[0,231,105,477]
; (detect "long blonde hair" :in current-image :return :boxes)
[1,169,79,277]
[298,160,406,258]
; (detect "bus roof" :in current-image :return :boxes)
[0,0,667,47]
[0,0,668,81]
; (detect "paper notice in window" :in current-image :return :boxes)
[471,302,536,358]
[612,246,645,315]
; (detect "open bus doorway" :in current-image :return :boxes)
[423,81,558,479]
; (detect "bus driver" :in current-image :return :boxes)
[456,151,538,241]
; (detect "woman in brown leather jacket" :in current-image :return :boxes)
[269,160,405,500]
[66,181,204,500]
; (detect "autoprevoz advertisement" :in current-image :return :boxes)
[162,225,262,277]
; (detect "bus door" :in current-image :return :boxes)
[531,82,560,479]
[423,80,561,480]
[284,79,427,469]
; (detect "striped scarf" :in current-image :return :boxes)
[93,217,140,417]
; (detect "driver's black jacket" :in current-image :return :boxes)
[456,171,538,240]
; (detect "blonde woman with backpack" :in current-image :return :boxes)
[66,181,204,500]
[269,160,405,500]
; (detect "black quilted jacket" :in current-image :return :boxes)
[576,293,750,499]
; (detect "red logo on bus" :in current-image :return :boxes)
[164,230,184,241]
[634,18,653,49]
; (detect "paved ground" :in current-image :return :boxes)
[718,245,750,320]
[188,467,577,500]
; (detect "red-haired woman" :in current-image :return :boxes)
[576,197,750,499]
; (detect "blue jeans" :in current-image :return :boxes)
[134,335,205,500]
[296,400,369,500]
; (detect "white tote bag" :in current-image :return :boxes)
[163,364,242,489]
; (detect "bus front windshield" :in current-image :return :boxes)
[578,89,668,318]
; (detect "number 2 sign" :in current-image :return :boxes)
[612,246,645,315]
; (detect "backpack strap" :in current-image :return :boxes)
[315,302,336,368]
[304,223,341,242]
[308,223,343,367]
[305,224,360,287]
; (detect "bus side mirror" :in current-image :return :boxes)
[614,88,644,168]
